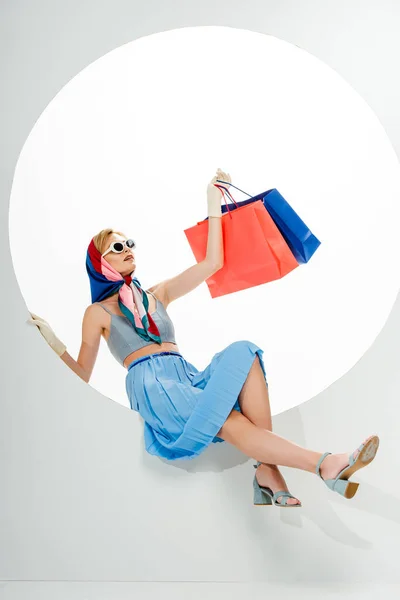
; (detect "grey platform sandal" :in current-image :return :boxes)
[253,462,302,507]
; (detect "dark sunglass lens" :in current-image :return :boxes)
[126,239,136,248]
[113,242,124,252]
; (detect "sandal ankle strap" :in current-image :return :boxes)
[315,452,332,478]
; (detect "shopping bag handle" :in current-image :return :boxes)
[215,179,254,210]
[212,183,240,220]
[215,180,253,199]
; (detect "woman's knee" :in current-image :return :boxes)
[216,409,250,442]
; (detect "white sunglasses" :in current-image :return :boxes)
[102,238,136,258]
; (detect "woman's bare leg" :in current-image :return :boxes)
[237,354,301,504]
[217,409,321,470]
[216,409,372,483]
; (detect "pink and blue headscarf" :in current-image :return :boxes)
[85,238,162,344]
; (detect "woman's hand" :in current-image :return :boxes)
[27,312,67,357]
[215,167,232,191]
[207,168,232,217]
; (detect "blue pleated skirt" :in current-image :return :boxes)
[125,339,268,461]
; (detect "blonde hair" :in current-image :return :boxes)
[92,228,127,256]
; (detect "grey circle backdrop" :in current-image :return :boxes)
[1,1,400,599]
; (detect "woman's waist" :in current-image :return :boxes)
[123,341,180,369]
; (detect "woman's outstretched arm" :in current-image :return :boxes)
[60,351,91,383]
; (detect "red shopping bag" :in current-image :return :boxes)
[184,195,299,298]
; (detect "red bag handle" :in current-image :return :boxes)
[213,184,240,220]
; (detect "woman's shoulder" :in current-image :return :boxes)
[84,302,110,330]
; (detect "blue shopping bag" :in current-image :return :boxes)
[213,181,321,264]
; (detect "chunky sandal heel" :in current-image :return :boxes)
[253,462,301,508]
[253,476,273,505]
[316,435,379,499]
[342,481,359,499]
[253,462,272,505]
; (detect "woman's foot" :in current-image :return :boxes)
[255,463,301,505]
[318,435,376,481]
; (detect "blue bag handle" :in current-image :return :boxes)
[215,180,254,203]
[214,179,259,219]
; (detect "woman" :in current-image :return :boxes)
[28,168,379,508]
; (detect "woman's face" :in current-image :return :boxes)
[102,233,136,277]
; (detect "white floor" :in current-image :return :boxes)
[0,582,399,600]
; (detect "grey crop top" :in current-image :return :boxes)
[95,290,177,367]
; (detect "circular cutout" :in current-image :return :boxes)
[10,26,400,412]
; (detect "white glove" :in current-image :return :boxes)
[207,168,232,217]
[26,311,67,357]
